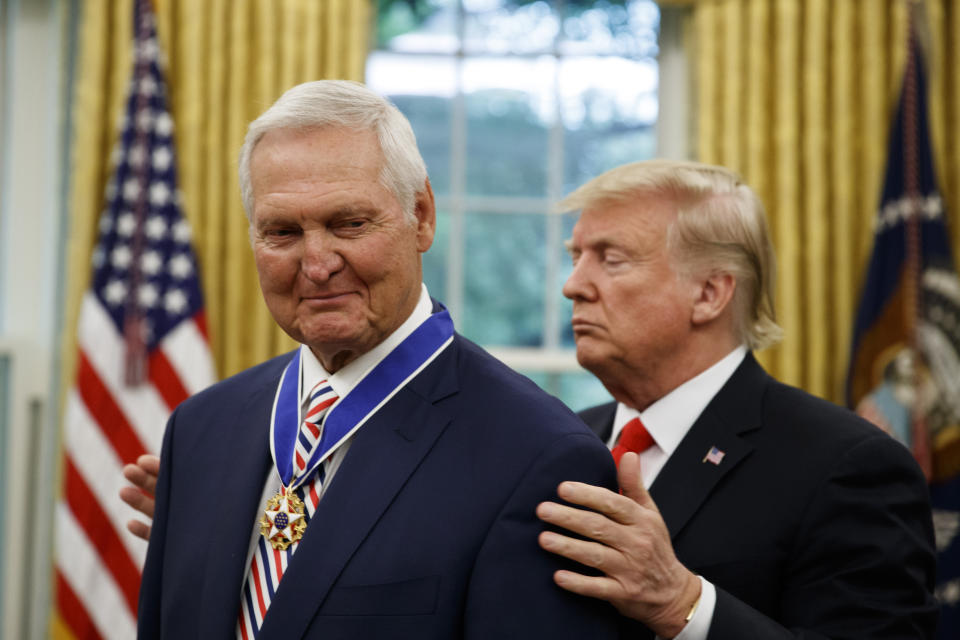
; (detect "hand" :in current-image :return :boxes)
[119,453,160,541]
[536,452,701,638]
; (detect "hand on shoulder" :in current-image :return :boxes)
[536,452,701,638]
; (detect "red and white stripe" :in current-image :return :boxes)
[293,380,336,473]
[236,472,327,638]
[55,293,215,639]
[55,3,216,635]
[237,386,335,638]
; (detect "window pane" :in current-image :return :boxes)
[553,212,576,347]
[521,370,550,394]
[462,211,545,345]
[423,209,452,302]
[557,370,614,413]
[370,0,661,391]
[559,0,660,58]
[464,0,559,55]
[367,53,455,195]
[560,55,658,193]
[464,56,555,197]
[376,0,457,52]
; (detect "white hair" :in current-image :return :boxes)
[558,159,783,351]
[237,80,427,222]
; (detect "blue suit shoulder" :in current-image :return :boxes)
[451,334,600,442]
[177,350,293,412]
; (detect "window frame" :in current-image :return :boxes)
[369,0,689,404]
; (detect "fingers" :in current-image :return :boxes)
[121,464,145,487]
[543,455,661,525]
[551,568,622,602]
[138,453,160,477]
[537,499,630,544]
[548,481,640,525]
[126,519,152,541]
[120,454,159,543]
[119,485,156,519]
[539,530,617,572]
[537,468,696,634]
[617,452,659,513]
[122,455,159,494]
[120,482,154,542]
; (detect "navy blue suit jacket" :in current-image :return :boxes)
[580,353,938,639]
[138,333,622,639]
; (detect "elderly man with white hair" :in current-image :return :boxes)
[134,80,621,640]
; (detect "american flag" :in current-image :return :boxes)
[54,1,215,637]
[847,18,960,638]
[702,446,725,466]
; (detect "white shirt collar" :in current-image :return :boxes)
[300,283,433,402]
[610,346,747,484]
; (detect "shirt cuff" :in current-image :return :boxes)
[657,576,716,640]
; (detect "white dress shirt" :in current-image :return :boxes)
[605,345,747,640]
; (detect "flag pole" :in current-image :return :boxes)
[903,5,932,478]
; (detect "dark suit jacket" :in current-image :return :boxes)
[138,334,622,639]
[580,353,938,639]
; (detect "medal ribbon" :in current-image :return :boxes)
[268,308,454,492]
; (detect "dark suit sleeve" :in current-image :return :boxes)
[708,433,938,640]
[578,402,617,444]
[136,407,178,640]
[463,431,623,639]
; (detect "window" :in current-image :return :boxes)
[368,0,660,411]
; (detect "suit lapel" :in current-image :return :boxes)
[258,340,460,639]
[649,411,753,540]
[197,366,281,638]
[649,354,768,540]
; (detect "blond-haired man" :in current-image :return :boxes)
[536,160,938,639]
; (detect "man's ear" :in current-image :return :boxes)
[691,271,736,325]
[414,178,436,253]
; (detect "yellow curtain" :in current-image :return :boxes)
[59,0,371,420]
[690,0,959,404]
[56,3,369,635]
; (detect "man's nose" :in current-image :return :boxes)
[301,231,344,281]
[562,259,596,301]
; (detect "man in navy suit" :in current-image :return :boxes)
[535,160,939,638]
[135,80,620,639]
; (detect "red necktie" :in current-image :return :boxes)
[611,417,654,468]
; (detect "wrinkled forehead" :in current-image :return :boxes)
[565,196,677,248]
[250,128,386,196]
[251,126,383,173]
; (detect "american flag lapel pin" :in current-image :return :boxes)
[702,446,725,465]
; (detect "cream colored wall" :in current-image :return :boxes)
[0,1,71,639]
[656,7,692,161]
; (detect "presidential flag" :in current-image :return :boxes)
[54,1,215,637]
[846,23,960,639]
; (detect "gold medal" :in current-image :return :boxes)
[259,489,307,550]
